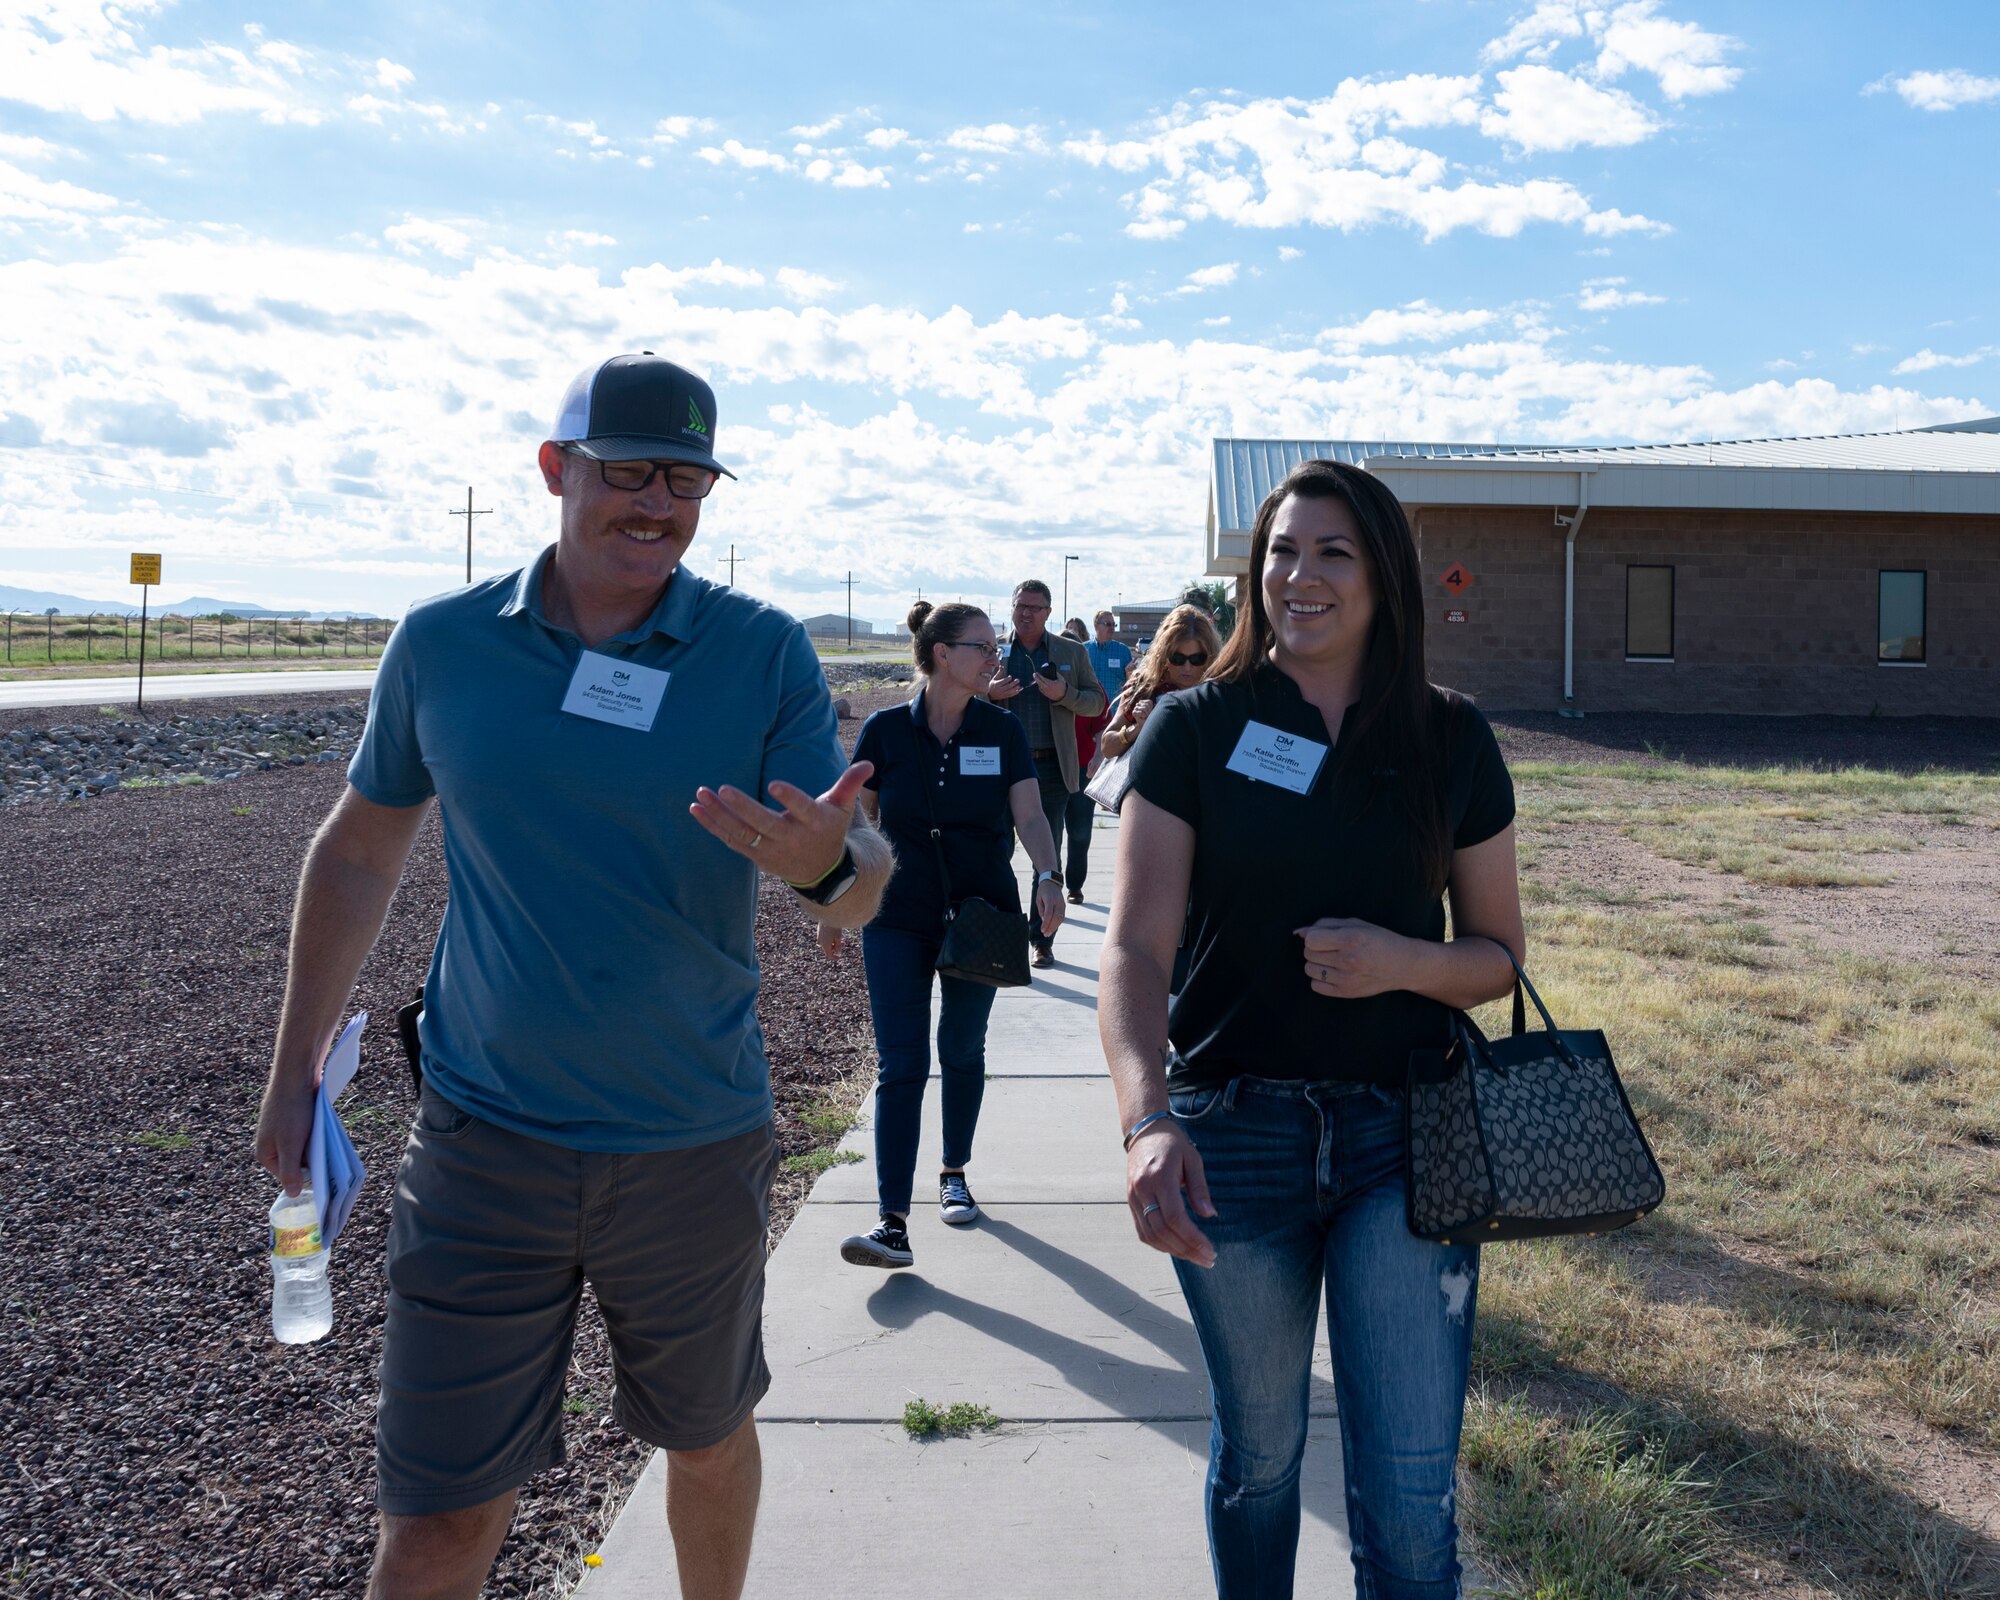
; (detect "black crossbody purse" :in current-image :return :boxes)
[1405,944,1665,1245]
[918,755,1032,989]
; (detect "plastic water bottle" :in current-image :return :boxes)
[269,1181,333,1344]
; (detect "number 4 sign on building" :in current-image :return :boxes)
[1440,562,1474,596]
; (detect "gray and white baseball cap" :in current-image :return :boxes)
[549,352,735,478]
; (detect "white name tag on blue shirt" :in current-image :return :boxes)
[1224,719,1328,795]
[561,650,669,732]
[960,746,1002,776]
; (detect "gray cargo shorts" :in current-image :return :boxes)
[375,1085,777,1516]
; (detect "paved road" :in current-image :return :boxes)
[0,668,378,712]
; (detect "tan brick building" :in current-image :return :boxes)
[1206,424,2000,715]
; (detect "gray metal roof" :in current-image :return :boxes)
[1205,420,2000,577]
[1208,438,1548,538]
[1392,424,2000,474]
[1366,421,2000,519]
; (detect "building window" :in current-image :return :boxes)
[1878,571,1926,664]
[1625,565,1674,660]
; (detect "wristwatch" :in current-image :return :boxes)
[791,846,859,906]
[1035,870,1062,887]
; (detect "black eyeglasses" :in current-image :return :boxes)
[942,640,1001,660]
[1166,649,1209,668]
[564,448,719,500]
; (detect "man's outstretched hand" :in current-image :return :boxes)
[691,760,875,885]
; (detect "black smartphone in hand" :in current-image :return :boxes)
[1037,662,1062,681]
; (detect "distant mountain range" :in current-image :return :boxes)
[0,584,383,620]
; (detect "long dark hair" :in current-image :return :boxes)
[908,600,987,676]
[1212,458,1453,897]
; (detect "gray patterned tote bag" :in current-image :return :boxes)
[1405,948,1664,1245]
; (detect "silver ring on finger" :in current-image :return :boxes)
[748,834,762,850]
[1141,1201,1162,1218]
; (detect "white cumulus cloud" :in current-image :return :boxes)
[0,3,321,124]
[1867,69,2000,112]
[384,218,474,259]
[1594,2,1741,98]
[945,122,1046,154]
[698,139,792,172]
[1479,65,1658,151]
[1892,347,1993,374]
[1070,78,1663,242]
[1483,2,1740,99]
[1320,300,1497,349]
[1578,276,1666,310]
[803,158,889,189]
[1173,262,1240,294]
[775,266,841,303]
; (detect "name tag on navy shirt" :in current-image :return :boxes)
[960,746,1002,776]
[561,650,669,732]
[1225,719,1328,795]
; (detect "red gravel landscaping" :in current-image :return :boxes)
[0,686,909,1599]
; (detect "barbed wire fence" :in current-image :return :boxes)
[1,611,391,669]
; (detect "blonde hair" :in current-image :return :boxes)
[1121,604,1221,710]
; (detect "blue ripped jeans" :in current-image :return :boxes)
[1169,1076,1478,1600]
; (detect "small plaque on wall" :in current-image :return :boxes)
[1444,609,1469,624]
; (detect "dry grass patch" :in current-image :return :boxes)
[1458,758,2000,1598]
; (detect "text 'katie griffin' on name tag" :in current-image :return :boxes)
[1224,719,1329,795]
[561,650,670,732]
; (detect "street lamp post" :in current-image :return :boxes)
[1062,555,1080,626]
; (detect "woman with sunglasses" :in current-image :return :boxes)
[833,601,1066,1269]
[1100,461,1523,1599]
[1095,604,1222,763]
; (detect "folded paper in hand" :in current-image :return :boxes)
[307,1012,368,1246]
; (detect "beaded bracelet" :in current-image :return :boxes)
[1122,1109,1175,1150]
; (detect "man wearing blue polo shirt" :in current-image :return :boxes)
[1087,608,1133,710]
[253,354,891,1600]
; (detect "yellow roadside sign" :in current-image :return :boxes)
[130,553,162,585]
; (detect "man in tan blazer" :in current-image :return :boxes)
[986,578,1106,966]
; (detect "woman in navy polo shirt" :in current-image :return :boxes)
[1100,460,1525,1599]
[836,601,1066,1269]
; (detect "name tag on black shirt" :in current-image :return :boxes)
[960,746,1001,775]
[1224,719,1328,794]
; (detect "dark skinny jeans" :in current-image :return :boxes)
[860,924,998,1216]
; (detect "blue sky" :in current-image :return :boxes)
[0,0,1994,623]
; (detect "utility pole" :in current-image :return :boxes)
[845,570,855,652]
[449,487,492,584]
[1063,554,1080,625]
[725,543,746,587]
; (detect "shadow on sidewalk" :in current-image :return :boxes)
[861,1212,1344,1535]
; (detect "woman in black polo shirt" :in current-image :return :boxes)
[1101,459,1524,1599]
[836,601,1066,1269]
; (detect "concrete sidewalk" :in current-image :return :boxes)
[577,819,1356,1598]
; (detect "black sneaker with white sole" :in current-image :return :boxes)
[840,1217,913,1268]
[939,1172,980,1225]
